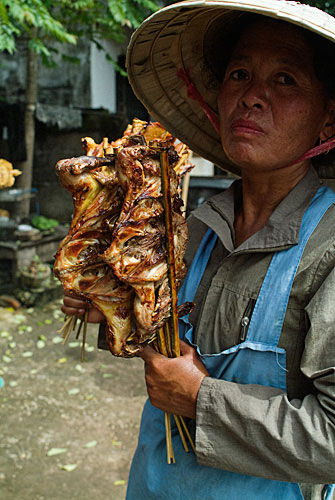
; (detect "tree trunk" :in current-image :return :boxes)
[16,36,38,219]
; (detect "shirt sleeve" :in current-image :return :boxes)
[195,260,335,484]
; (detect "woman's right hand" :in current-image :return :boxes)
[61,291,105,323]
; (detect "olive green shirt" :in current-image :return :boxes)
[185,168,335,499]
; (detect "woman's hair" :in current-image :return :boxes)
[203,12,335,99]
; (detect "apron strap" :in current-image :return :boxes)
[247,186,335,346]
[178,228,217,306]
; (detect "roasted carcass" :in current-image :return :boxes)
[54,119,194,357]
[0,159,21,189]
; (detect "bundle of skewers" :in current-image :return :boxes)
[54,119,195,462]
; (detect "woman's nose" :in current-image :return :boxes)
[239,81,268,110]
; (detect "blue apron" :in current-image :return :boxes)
[127,186,335,500]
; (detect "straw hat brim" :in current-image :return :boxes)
[126,0,335,176]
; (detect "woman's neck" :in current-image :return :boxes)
[234,162,310,248]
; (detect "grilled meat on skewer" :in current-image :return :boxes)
[54,119,194,357]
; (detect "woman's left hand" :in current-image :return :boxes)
[139,339,209,419]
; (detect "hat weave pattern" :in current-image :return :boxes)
[127,0,335,175]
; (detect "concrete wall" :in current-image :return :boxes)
[90,40,124,113]
[0,37,129,224]
[0,38,91,107]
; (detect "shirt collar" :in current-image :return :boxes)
[192,167,322,252]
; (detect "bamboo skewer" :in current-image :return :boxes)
[179,416,196,454]
[165,412,175,464]
[158,150,196,461]
[174,415,189,453]
[160,151,180,358]
[181,170,191,214]
[57,311,89,363]
[58,314,74,336]
[75,318,84,339]
[81,310,88,362]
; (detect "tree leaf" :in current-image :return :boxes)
[52,336,63,344]
[68,388,80,395]
[84,440,97,448]
[111,440,122,447]
[61,463,77,471]
[47,447,67,456]
[69,341,80,348]
[75,364,85,372]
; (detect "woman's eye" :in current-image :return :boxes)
[229,69,249,81]
[277,73,296,85]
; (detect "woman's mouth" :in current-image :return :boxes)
[231,119,264,135]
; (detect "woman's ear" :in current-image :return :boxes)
[320,100,335,142]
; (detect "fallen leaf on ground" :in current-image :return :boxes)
[0,331,10,338]
[45,319,52,325]
[111,440,122,447]
[103,373,113,378]
[68,388,80,395]
[75,364,85,373]
[114,480,126,486]
[52,336,63,344]
[9,381,17,387]
[22,352,33,357]
[58,357,67,364]
[37,340,45,349]
[61,464,77,472]
[2,356,12,363]
[69,341,80,348]
[84,441,97,448]
[47,448,67,456]
[14,314,26,323]
[18,325,32,333]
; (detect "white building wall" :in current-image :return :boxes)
[90,40,123,113]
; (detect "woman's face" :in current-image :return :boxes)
[217,21,333,173]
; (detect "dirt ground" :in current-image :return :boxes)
[0,298,147,500]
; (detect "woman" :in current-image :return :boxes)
[62,1,335,499]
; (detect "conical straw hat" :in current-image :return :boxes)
[126,0,335,176]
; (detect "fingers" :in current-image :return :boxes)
[180,339,196,356]
[138,345,164,362]
[139,340,195,362]
[62,294,88,318]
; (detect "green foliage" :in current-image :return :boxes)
[0,0,159,63]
